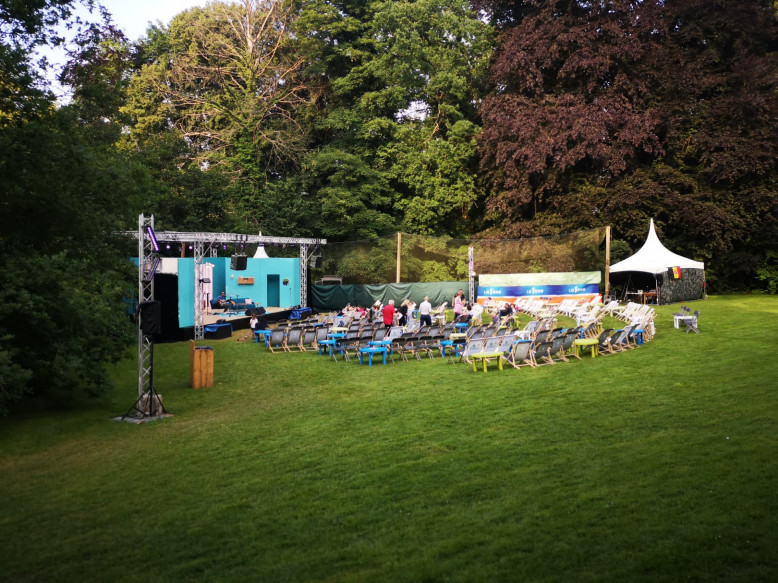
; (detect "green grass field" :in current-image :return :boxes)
[1,296,777,582]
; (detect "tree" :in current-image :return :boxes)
[475,0,778,289]
[122,0,318,233]
[0,0,143,413]
[294,0,493,238]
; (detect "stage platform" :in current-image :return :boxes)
[156,307,299,343]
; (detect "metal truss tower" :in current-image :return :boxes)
[122,214,166,421]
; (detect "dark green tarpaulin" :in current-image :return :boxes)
[311,282,469,311]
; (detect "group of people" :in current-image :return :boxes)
[337,289,487,329]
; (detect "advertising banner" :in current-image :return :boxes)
[478,272,601,304]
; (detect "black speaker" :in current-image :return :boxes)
[231,255,247,270]
[139,300,161,335]
[310,256,322,268]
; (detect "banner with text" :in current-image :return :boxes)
[478,272,601,304]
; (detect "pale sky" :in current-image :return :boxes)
[41,0,213,98]
[90,0,211,42]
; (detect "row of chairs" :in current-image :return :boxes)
[458,321,649,372]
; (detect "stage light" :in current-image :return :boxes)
[146,225,160,252]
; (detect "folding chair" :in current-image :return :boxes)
[685,310,700,334]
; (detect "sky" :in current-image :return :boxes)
[87,0,210,42]
[41,0,211,98]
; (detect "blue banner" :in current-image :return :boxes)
[478,283,600,298]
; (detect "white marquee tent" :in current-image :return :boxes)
[611,219,704,275]
[610,219,705,304]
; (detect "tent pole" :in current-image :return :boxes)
[604,226,611,301]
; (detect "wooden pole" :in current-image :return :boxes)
[396,232,402,283]
[604,226,611,300]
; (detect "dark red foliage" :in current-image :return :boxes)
[475,0,778,287]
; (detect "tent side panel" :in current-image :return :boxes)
[659,269,705,304]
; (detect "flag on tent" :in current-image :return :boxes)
[672,266,682,279]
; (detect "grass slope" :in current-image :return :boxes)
[1,296,777,582]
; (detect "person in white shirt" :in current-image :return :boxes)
[418,296,432,327]
[470,301,484,325]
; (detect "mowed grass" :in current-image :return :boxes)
[1,296,776,582]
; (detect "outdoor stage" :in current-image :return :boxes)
[153,273,299,342]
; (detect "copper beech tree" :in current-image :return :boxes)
[474,0,778,287]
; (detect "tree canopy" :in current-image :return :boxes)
[0,0,144,413]
[475,0,778,288]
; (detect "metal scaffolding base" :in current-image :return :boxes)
[117,387,169,423]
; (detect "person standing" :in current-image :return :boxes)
[398,299,410,326]
[470,301,484,325]
[419,296,432,327]
[382,299,396,329]
[452,290,463,320]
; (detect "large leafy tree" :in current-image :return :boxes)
[0,0,143,413]
[475,0,778,289]
[294,0,493,239]
[122,0,317,233]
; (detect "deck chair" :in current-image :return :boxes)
[417,330,440,358]
[387,326,404,341]
[560,330,580,359]
[594,328,615,355]
[533,337,555,365]
[505,340,536,368]
[314,326,329,344]
[299,329,317,351]
[267,328,287,353]
[339,331,363,361]
[284,327,303,352]
[457,337,487,365]
[604,326,635,353]
[393,332,418,361]
[399,335,426,360]
[547,334,568,363]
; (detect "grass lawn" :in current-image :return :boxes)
[1,295,777,582]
